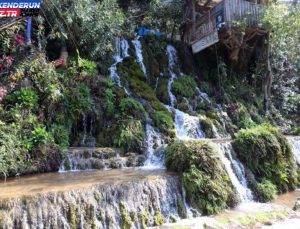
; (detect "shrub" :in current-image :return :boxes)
[119,97,147,121]
[78,58,97,74]
[64,83,93,121]
[256,179,278,202]
[103,88,115,117]
[7,88,38,109]
[114,119,145,152]
[31,126,51,146]
[0,124,27,178]
[166,140,234,215]
[49,124,70,149]
[233,124,297,196]
[172,75,197,98]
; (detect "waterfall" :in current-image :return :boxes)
[81,113,87,146]
[59,148,129,172]
[183,97,193,112]
[132,36,147,76]
[217,142,253,203]
[144,124,165,168]
[109,37,130,95]
[174,108,205,140]
[166,45,178,107]
[287,136,300,166]
[165,45,205,140]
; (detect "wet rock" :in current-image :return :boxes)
[293,198,300,211]
[0,175,185,229]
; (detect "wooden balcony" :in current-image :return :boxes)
[183,0,263,53]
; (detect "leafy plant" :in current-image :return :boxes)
[49,124,70,149]
[154,111,173,130]
[172,75,197,98]
[31,126,51,146]
[119,97,147,121]
[114,119,145,152]
[256,179,278,202]
[7,88,38,110]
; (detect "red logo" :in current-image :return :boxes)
[0,8,20,17]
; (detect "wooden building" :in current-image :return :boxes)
[182,0,267,53]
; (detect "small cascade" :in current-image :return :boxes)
[174,108,205,140]
[166,45,178,107]
[214,104,231,138]
[109,37,130,94]
[132,36,147,76]
[59,148,132,172]
[287,136,300,166]
[196,87,211,105]
[81,113,87,146]
[144,124,165,168]
[217,142,253,203]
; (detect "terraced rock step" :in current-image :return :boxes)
[0,169,188,229]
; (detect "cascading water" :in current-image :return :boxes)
[217,142,253,203]
[109,37,130,94]
[144,124,165,168]
[287,136,300,165]
[166,45,178,107]
[174,109,205,140]
[132,36,147,76]
[165,45,205,140]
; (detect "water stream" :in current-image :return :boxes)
[217,142,253,203]
[132,36,147,76]
[287,136,300,165]
[109,37,130,94]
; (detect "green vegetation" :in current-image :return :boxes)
[233,124,298,200]
[119,202,132,229]
[172,75,197,98]
[154,211,164,226]
[114,119,145,153]
[166,140,235,215]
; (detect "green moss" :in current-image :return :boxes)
[68,205,78,229]
[94,192,101,202]
[154,111,174,131]
[201,118,214,138]
[169,215,177,223]
[177,199,187,219]
[172,75,197,98]
[119,97,147,121]
[156,77,170,104]
[139,211,149,229]
[166,141,235,215]
[233,124,298,198]
[119,202,132,229]
[154,211,164,226]
[131,211,138,223]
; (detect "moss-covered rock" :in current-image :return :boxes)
[233,124,298,199]
[166,140,235,215]
[156,77,170,104]
[256,179,278,202]
[201,117,214,138]
[154,211,164,226]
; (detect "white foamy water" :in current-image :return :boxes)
[217,142,253,203]
[174,108,205,140]
[144,124,165,169]
[166,45,178,107]
[132,36,147,76]
[109,37,130,94]
[287,136,300,166]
